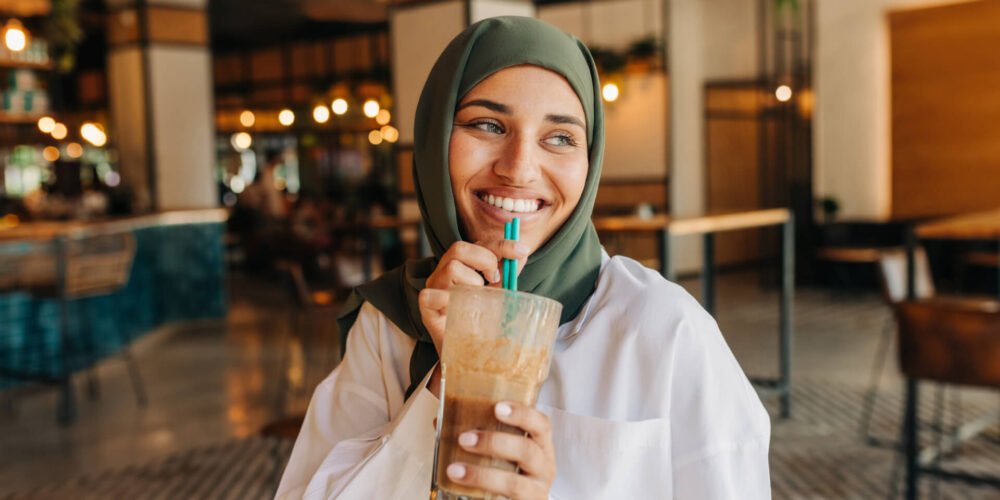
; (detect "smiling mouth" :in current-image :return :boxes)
[476,192,545,214]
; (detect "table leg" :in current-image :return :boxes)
[905,227,916,300]
[995,237,999,300]
[702,233,716,316]
[659,228,673,281]
[904,378,920,500]
[780,217,794,418]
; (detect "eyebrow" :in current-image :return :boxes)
[545,113,586,130]
[457,99,509,114]
[457,99,586,130]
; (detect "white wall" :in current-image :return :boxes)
[668,0,758,274]
[108,48,151,211]
[701,0,758,79]
[540,0,667,181]
[149,47,217,209]
[813,0,972,220]
[390,1,466,145]
[540,0,663,51]
[391,0,535,146]
[470,0,535,23]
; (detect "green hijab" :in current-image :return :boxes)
[337,16,605,398]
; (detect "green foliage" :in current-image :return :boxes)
[46,0,84,73]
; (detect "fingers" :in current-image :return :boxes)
[494,402,553,452]
[418,288,448,349]
[476,239,531,263]
[445,463,548,500]
[427,242,497,290]
[457,430,548,477]
[419,287,449,311]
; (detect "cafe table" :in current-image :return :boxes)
[592,208,795,417]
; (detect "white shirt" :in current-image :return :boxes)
[276,252,771,499]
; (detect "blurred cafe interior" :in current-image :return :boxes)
[1,0,999,498]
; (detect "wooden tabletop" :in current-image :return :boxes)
[0,209,229,243]
[592,208,791,236]
[915,208,1000,240]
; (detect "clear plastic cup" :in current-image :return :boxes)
[432,285,562,500]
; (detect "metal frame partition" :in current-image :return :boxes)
[594,208,795,417]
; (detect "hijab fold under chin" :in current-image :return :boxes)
[337,16,605,398]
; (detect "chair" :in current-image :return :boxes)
[261,260,340,493]
[858,247,993,445]
[895,298,1000,499]
[15,231,145,424]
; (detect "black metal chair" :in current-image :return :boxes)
[895,298,1000,499]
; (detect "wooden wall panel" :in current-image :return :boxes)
[705,82,768,268]
[251,48,283,82]
[890,0,1000,218]
[147,7,207,45]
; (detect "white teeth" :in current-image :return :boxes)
[478,193,542,213]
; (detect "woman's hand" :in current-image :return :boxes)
[418,240,529,352]
[446,401,556,499]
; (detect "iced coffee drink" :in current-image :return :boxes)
[432,285,562,500]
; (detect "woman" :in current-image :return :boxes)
[277,17,770,499]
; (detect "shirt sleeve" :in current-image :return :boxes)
[275,303,440,500]
[668,308,772,499]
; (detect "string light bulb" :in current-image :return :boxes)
[602,83,620,102]
[368,130,383,145]
[313,105,330,123]
[66,143,84,159]
[375,109,391,125]
[380,125,399,143]
[278,109,295,126]
[37,116,55,134]
[81,123,108,147]
[331,98,348,115]
[231,132,252,151]
[363,100,380,118]
[239,110,256,127]
[51,122,68,140]
[3,19,28,53]
[775,85,793,102]
[42,146,60,162]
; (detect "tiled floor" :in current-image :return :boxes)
[1,267,997,498]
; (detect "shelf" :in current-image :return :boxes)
[0,112,44,125]
[0,60,53,71]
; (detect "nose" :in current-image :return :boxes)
[493,134,540,186]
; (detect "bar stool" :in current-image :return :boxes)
[895,298,1000,499]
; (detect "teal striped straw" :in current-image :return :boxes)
[502,221,512,289]
[502,218,520,291]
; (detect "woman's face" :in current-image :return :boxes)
[449,65,589,254]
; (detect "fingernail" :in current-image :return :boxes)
[459,432,478,447]
[495,402,512,418]
[515,243,530,255]
[492,269,501,283]
[447,463,466,479]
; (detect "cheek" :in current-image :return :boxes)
[448,133,489,194]
[554,158,589,212]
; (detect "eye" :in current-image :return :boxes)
[544,133,578,148]
[465,120,504,135]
